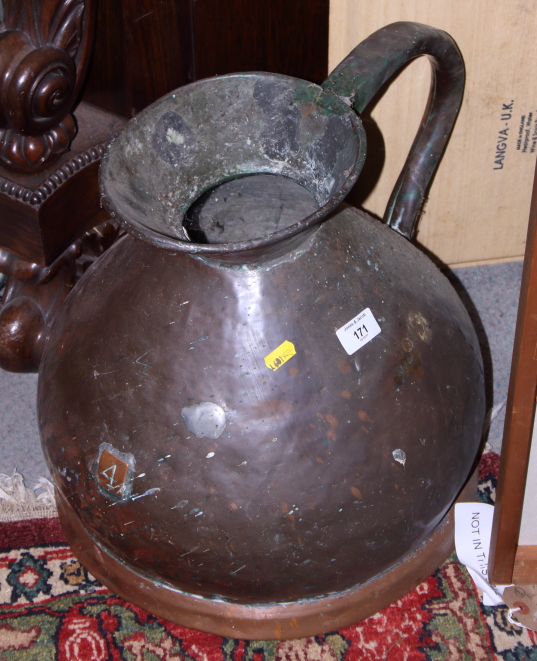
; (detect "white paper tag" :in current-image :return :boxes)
[454,502,510,606]
[336,308,381,355]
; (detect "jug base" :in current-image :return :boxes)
[55,470,478,640]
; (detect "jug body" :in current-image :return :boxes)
[38,205,484,604]
[37,21,478,637]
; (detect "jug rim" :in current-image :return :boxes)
[100,72,367,260]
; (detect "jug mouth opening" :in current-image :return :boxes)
[103,168,360,264]
[182,173,322,245]
[100,72,366,261]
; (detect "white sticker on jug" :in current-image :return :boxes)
[336,308,381,355]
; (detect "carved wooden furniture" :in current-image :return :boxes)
[0,0,126,371]
[0,0,94,173]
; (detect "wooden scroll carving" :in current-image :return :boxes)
[0,0,95,172]
[0,221,123,372]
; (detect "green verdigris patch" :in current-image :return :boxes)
[293,83,349,117]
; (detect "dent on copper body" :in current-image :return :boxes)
[38,22,481,635]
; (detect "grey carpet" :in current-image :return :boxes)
[0,371,44,488]
[0,259,523,487]
[448,259,523,454]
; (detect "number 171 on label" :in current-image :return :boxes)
[336,308,381,355]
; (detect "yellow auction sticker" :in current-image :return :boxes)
[264,341,296,371]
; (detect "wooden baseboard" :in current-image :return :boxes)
[512,545,537,584]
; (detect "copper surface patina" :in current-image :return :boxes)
[38,23,485,638]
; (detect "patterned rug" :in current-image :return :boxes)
[0,452,535,660]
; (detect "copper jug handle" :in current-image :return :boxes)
[322,22,464,240]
